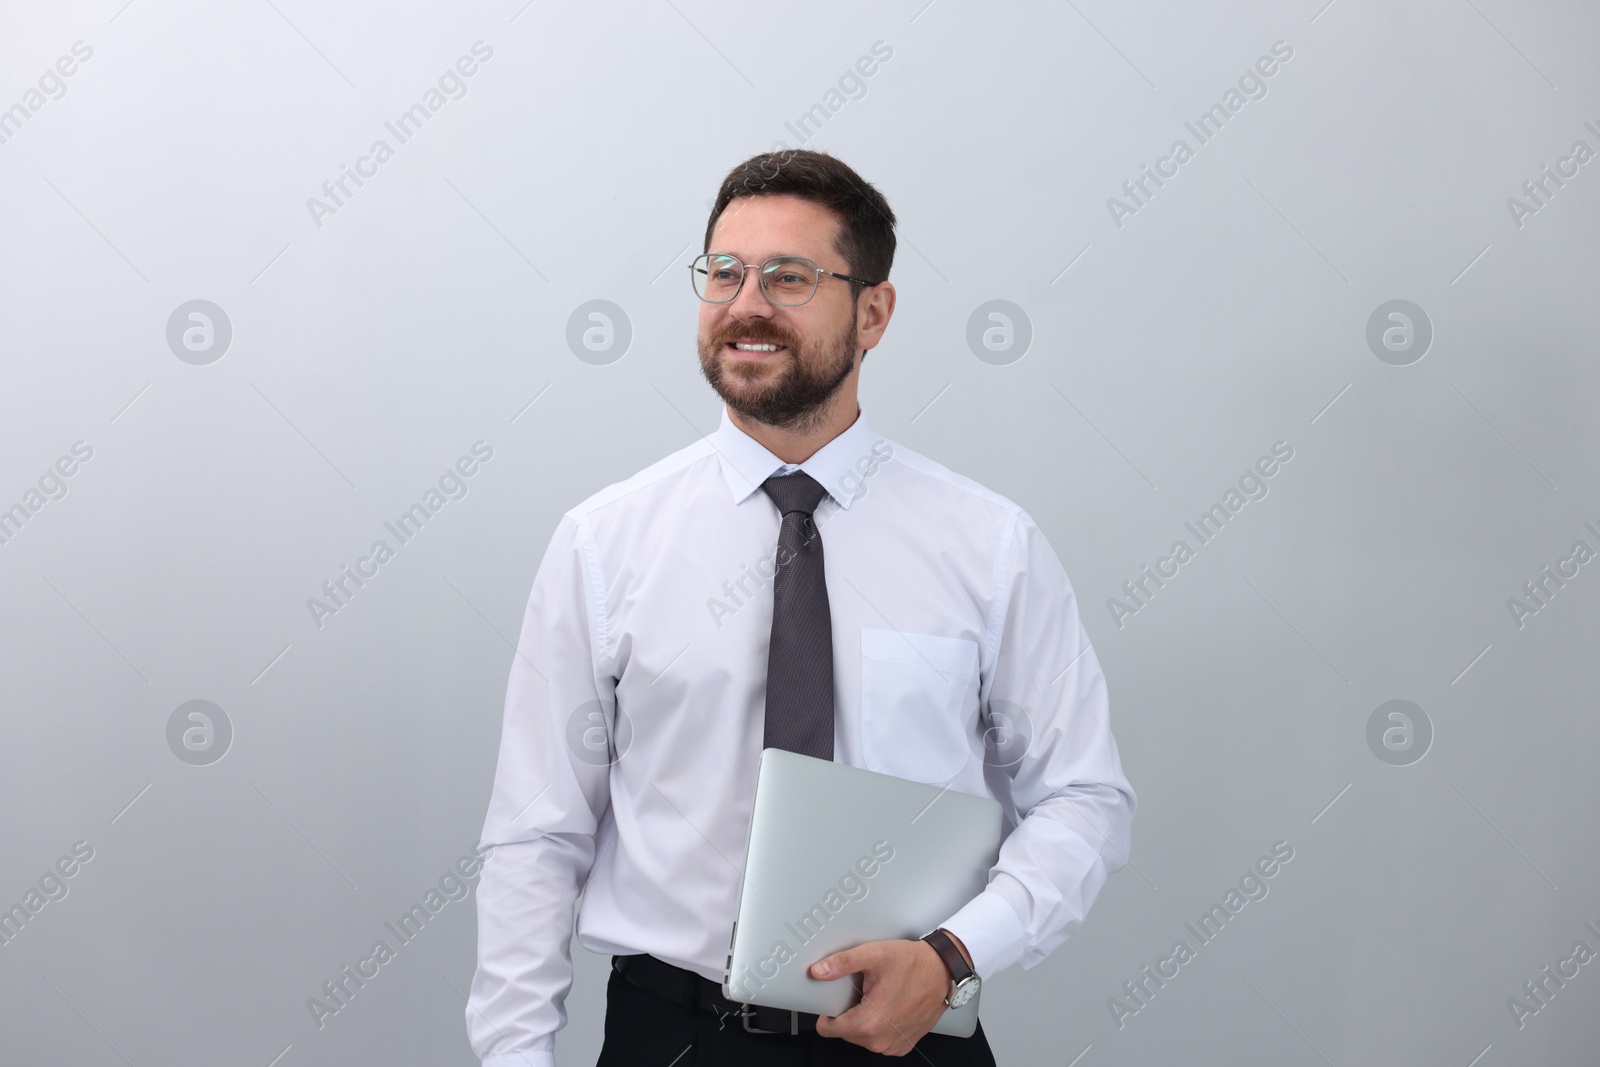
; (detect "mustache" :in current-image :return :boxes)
[714,325,795,347]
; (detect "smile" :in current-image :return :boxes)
[727,342,787,357]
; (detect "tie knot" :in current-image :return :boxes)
[761,471,828,517]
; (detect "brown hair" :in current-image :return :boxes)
[703,149,897,296]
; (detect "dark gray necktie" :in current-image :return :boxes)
[760,471,834,761]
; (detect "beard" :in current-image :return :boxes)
[698,313,858,432]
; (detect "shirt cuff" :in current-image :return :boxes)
[938,880,1029,981]
[483,1050,555,1067]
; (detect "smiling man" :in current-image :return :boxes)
[467,149,1136,1066]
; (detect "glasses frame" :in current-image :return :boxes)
[688,253,878,307]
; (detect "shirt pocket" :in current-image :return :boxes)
[859,628,980,784]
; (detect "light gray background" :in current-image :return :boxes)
[2,1,1597,1065]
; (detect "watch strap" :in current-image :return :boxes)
[921,927,974,984]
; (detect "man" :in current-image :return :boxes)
[466,149,1136,1065]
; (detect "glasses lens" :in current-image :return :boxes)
[693,254,744,302]
[761,257,818,306]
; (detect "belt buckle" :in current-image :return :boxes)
[738,1003,800,1035]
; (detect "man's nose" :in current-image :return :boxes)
[726,268,775,320]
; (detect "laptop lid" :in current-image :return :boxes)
[723,748,1002,1038]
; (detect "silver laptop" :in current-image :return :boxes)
[722,748,1002,1038]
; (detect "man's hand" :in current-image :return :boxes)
[808,932,973,1056]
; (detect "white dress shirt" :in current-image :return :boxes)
[466,402,1136,1066]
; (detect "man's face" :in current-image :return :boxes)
[697,194,862,429]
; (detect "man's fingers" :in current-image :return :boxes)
[810,942,943,1057]
[811,941,878,979]
[817,993,920,1056]
[814,995,875,1039]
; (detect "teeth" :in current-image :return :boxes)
[732,343,781,351]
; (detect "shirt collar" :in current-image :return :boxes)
[711,403,882,511]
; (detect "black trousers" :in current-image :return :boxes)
[595,955,999,1066]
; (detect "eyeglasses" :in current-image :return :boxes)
[688,253,877,307]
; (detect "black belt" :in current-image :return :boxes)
[612,952,822,1036]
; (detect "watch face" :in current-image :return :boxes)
[948,975,980,1008]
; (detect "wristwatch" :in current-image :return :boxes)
[920,927,980,1009]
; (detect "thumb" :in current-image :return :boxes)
[811,949,856,979]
